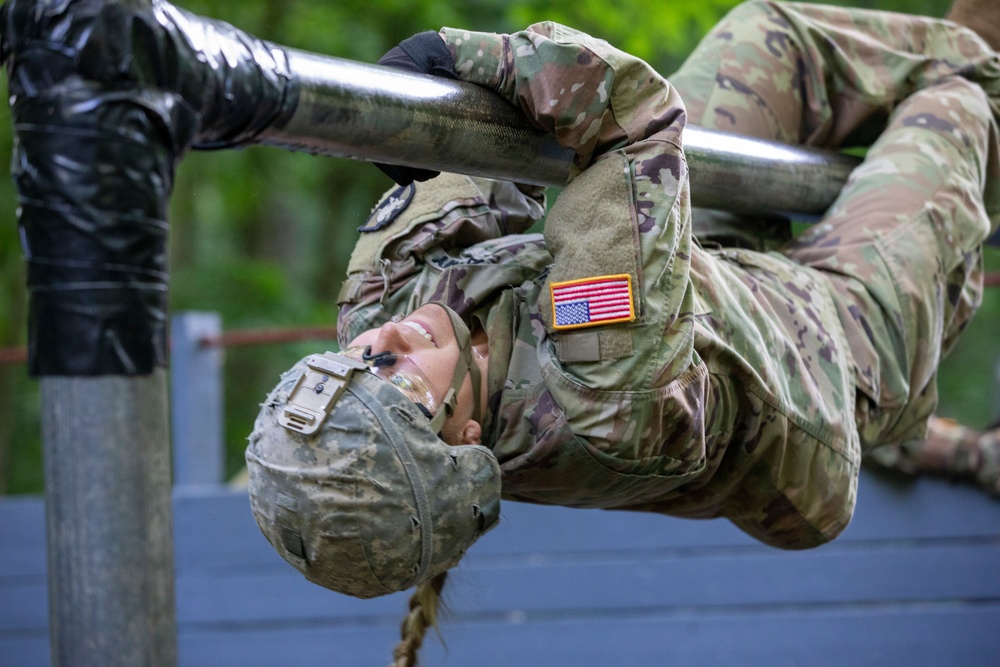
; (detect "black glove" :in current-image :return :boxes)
[374,31,458,186]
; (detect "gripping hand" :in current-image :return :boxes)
[374,31,457,186]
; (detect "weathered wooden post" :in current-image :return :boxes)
[41,375,176,666]
[170,312,224,488]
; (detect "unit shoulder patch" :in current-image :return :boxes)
[358,183,416,232]
[550,274,635,330]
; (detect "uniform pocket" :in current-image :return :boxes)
[500,411,704,509]
[541,361,709,480]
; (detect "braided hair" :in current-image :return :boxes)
[388,571,449,667]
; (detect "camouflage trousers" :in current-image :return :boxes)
[670,0,1000,451]
[867,416,1000,496]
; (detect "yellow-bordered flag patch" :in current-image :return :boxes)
[550,274,635,330]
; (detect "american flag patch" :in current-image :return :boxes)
[550,274,635,330]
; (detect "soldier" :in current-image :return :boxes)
[243,1,1000,665]
[3,0,994,664]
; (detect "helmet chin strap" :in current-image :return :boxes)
[428,303,482,436]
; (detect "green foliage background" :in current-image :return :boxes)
[1,0,995,494]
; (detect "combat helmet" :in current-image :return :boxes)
[246,304,501,599]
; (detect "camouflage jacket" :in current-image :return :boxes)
[338,22,859,549]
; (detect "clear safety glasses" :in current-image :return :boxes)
[339,346,440,418]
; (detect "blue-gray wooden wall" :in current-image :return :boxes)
[2,471,999,666]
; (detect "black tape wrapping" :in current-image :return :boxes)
[1,0,299,375]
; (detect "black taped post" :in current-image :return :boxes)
[3,0,181,663]
[42,374,176,666]
[4,0,297,662]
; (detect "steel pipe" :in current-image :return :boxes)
[259,51,861,219]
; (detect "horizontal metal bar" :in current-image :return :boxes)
[258,51,861,219]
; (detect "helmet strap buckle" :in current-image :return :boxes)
[279,352,368,435]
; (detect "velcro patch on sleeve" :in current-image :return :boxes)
[357,183,416,232]
[550,274,635,330]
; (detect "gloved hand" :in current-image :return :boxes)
[374,31,457,186]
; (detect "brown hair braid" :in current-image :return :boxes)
[388,571,449,667]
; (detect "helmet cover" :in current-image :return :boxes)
[246,353,501,598]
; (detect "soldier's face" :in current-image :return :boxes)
[346,303,466,412]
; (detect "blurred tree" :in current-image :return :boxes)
[0,0,995,493]
[0,64,36,494]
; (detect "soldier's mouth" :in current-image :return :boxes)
[401,320,434,345]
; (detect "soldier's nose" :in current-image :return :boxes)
[372,322,412,354]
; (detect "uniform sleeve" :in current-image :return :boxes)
[441,22,686,176]
[336,174,550,346]
[443,24,708,502]
[442,23,697,388]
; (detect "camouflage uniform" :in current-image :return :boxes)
[338,1,1000,549]
[866,416,1000,496]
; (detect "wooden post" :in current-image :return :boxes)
[41,373,177,666]
[170,312,224,488]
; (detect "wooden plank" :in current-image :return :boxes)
[5,603,999,667]
[178,603,1000,667]
[3,473,999,665]
[0,637,48,667]
[169,488,290,574]
[174,541,1000,623]
[175,572,406,626]
[167,472,1000,574]
[0,496,45,577]
[461,542,1000,612]
[0,578,47,631]
[842,469,1000,542]
[8,538,998,631]
[5,472,997,580]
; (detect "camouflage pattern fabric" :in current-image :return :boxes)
[339,1,1000,549]
[246,356,501,598]
[866,416,1000,496]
